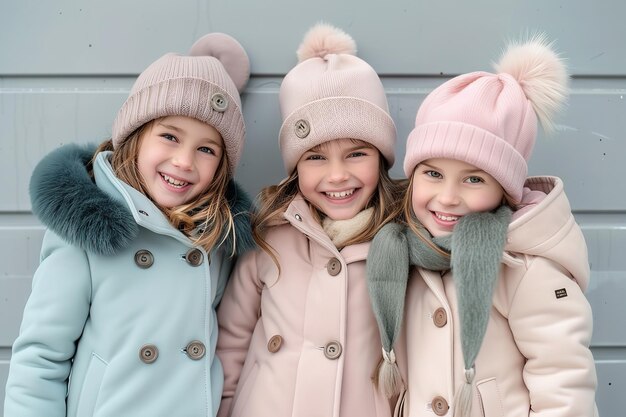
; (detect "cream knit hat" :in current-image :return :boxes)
[112,33,250,175]
[279,23,396,174]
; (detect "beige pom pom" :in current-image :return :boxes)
[296,22,357,63]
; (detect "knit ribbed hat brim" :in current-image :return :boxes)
[280,96,396,173]
[404,121,527,202]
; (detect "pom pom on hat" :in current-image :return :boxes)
[189,33,250,93]
[112,32,249,176]
[494,34,568,133]
[403,34,569,202]
[279,23,396,174]
[296,23,357,63]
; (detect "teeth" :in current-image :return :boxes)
[326,189,355,198]
[436,213,459,222]
[162,174,188,188]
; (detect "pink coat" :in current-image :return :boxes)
[396,176,598,417]
[217,196,392,417]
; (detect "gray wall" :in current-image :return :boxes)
[1,1,624,415]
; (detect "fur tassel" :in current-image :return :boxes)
[453,367,475,417]
[296,23,357,63]
[375,349,403,398]
[494,33,568,132]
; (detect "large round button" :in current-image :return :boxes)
[431,396,449,416]
[210,93,228,112]
[327,258,341,276]
[134,250,154,269]
[185,340,206,360]
[139,344,158,364]
[267,335,283,353]
[294,119,310,138]
[323,341,342,360]
[433,307,448,328]
[186,248,204,266]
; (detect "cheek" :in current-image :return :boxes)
[473,189,504,212]
[410,181,425,214]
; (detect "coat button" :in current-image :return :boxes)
[134,250,154,269]
[267,335,283,353]
[139,344,158,364]
[185,340,206,360]
[431,396,449,416]
[294,119,310,138]
[327,258,341,276]
[210,93,228,112]
[433,307,448,328]
[323,341,342,360]
[186,248,204,266]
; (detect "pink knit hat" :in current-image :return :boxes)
[403,36,568,202]
[112,33,250,176]
[279,23,396,174]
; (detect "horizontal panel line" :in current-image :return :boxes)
[0,347,12,360]
[591,346,626,360]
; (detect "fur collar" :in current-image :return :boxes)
[29,143,254,256]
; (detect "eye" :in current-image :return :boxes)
[160,133,177,142]
[305,154,325,161]
[465,176,484,184]
[425,170,442,179]
[198,146,215,155]
[348,151,367,158]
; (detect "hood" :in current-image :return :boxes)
[505,176,589,290]
[29,143,254,257]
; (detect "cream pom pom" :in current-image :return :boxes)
[296,23,357,63]
[494,34,569,132]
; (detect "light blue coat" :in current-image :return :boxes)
[4,145,253,417]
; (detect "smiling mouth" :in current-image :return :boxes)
[161,173,189,188]
[325,189,355,199]
[434,212,460,222]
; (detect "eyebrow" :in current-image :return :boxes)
[420,162,486,175]
[307,143,373,154]
[158,122,223,147]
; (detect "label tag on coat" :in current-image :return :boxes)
[555,288,568,299]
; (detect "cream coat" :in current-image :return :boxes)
[217,196,391,417]
[396,176,598,417]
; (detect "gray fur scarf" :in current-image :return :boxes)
[366,206,511,400]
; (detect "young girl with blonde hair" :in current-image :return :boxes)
[4,33,253,417]
[216,23,404,417]
[367,36,599,417]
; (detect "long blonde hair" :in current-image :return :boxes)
[92,119,235,255]
[253,144,406,268]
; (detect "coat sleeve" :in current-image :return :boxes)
[4,231,92,417]
[508,256,597,417]
[216,249,263,417]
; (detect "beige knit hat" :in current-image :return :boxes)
[279,23,396,174]
[112,33,250,175]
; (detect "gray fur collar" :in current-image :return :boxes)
[29,143,254,257]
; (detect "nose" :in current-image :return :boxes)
[172,148,194,171]
[327,159,349,183]
[437,182,461,206]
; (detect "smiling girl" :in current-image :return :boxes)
[4,33,253,417]
[367,37,598,417]
[215,24,404,417]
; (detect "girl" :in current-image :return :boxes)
[4,33,254,417]
[216,24,405,417]
[367,37,599,416]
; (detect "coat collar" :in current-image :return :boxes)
[283,195,369,261]
[29,143,253,256]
